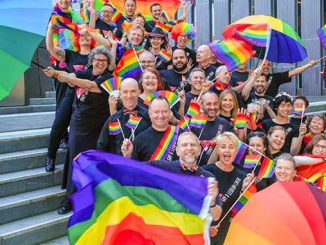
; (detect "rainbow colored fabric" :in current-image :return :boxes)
[293,105,305,117]
[143,90,180,108]
[189,115,208,129]
[249,112,257,130]
[208,39,255,72]
[186,101,201,118]
[243,155,260,169]
[316,175,326,191]
[125,115,142,130]
[157,50,172,63]
[234,113,247,129]
[100,76,122,94]
[231,181,257,217]
[178,116,190,131]
[68,150,211,244]
[317,24,326,49]
[234,141,248,164]
[113,48,143,80]
[234,24,269,47]
[258,157,275,179]
[108,121,121,135]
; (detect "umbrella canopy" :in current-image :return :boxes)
[317,24,326,49]
[0,0,53,100]
[223,15,308,63]
[225,182,326,245]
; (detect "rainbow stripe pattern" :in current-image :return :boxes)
[100,76,122,94]
[258,157,275,179]
[157,50,172,63]
[155,21,172,35]
[293,105,305,117]
[125,115,142,130]
[234,141,249,164]
[234,113,247,129]
[68,150,211,245]
[121,20,133,33]
[186,101,201,118]
[108,121,121,135]
[159,10,171,22]
[171,22,197,41]
[316,175,326,192]
[235,24,269,47]
[189,115,208,129]
[231,181,257,217]
[178,116,190,131]
[113,48,143,80]
[243,155,260,169]
[143,90,180,108]
[317,24,326,49]
[150,126,179,160]
[249,112,257,130]
[57,29,79,51]
[208,39,255,72]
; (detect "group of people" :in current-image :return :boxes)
[43,0,326,244]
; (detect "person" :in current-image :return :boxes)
[262,95,306,154]
[144,3,162,32]
[247,131,268,156]
[184,68,206,112]
[218,90,239,123]
[290,96,309,127]
[203,132,248,244]
[230,62,250,87]
[266,126,286,160]
[259,59,318,97]
[97,78,151,154]
[304,135,326,156]
[302,115,325,148]
[148,132,223,221]
[122,96,180,161]
[195,45,217,81]
[245,101,265,133]
[138,50,156,70]
[44,46,113,214]
[147,30,171,70]
[160,48,191,92]
[121,24,146,49]
[242,73,276,120]
[116,0,137,29]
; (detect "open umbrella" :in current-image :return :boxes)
[0,0,53,100]
[223,15,307,63]
[225,182,326,245]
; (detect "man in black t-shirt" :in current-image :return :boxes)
[184,68,206,112]
[230,63,250,87]
[144,3,162,32]
[196,45,217,82]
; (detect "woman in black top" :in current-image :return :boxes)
[218,90,239,124]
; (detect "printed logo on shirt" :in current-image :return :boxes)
[73,64,85,71]
[286,127,293,136]
[206,71,214,81]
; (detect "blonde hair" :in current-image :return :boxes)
[216,132,239,149]
[218,89,239,119]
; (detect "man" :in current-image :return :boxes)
[122,96,180,161]
[242,73,276,120]
[138,50,156,70]
[172,32,197,67]
[149,132,223,221]
[196,45,217,81]
[184,68,206,112]
[116,0,137,29]
[260,59,318,97]
[230,62,250,87]
[160,48,190,92]
[97,78,151,154]
[144,3,162,32]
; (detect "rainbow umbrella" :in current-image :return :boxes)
[317,24,326,49]
[223,15,307,63]
[0,0,53,100]
[225,182,326,245]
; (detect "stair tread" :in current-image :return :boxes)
[0,148,64,161]
[41,236,69,245]
[0,186,65,209]
[0,164,64,184]
[0,128,51,140]
[0,210,71,235]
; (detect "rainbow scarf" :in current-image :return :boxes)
[108,121,122,135]
[178,116,190,131]
[150,126,179,161]
[208,39,255,72]
[257,157,275,179]
[234,141,248,164]
[243,154,260,169]
[68,151,211,245]
[186,101,201,118]
[234,113,247,129]
[125,115,142,130]
[317,24,326,49]
[231,181,257,217]
[189,115,208,129]
[157,50,172,63]
[100,76,122,94]
[113,48,143,80]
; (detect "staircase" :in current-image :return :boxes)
[0,92,69,245]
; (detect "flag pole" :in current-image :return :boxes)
[300,104,305,125]
[132,46,144,73]
[117,119,126,140]
[252,155,263,173]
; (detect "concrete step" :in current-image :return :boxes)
[0,210,70,245]
[0,128,51,154]
[0,165,64,198]
[0,112,55,133]
[30,98,56,105]
[0,148,66,174]
[0,186,65,225]
[45,91,56,99]
[41,236,69,245]
[307,101,326,113]
[0,104,56,115]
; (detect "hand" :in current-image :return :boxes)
[43,67,55,77]
[121,139,133,157]
[166,44,172,55]
[107,31,118,46]
[242,173,255,191]
[201,80,212,94]
[57,73,69,83]
[259,98,269,108]
[209,225,219,237]
[308,60,318,67]
[299,123,307,137]
[252,65,263,79]
[208,180,219,205]
[186,58,194,71]
[79,28,89,36]
[234,108,247,129]
[178,90,186,105]
[108,94,118,109]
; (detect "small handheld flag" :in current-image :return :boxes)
[293,105,305,117]
[231,180,257,217]
[186,101,201,118]
[178,116,190,131]
[100,77,122,94]
[249,112,257,130]
[317,24,326,49]
[234,141,248,165]
[157,50,172,63]
[108,121,122,135]
[257,157,275,179]
[189,115,207,129]
[243,154,261,169]
[125,115,142,130]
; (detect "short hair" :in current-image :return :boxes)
[124,0,136,4]
[304,135,326,154]
[293,96,309,107]
[257,74,268,81]
[139,50,155,61]
[172,48,187,58]
[88,46,110,66]
[150,3,161,11]
[127,24,145,38]
[273,95,293,111]
[132,13,146,22]
[102,3,114,10]
[247,100,264,112]
[247,131,268,149]
[307,114,326,132]
[189,67,205,80]
[218,89,239,119]
[215,65,227,76]
[149,95,170,108]
[276,153,295,168]
[139,67,164,93]
[216,132,238,149]
[267,126,286,137]
[177,132,199,146]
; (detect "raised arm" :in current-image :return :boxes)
[46,21,66,62]
[288,60,318,78]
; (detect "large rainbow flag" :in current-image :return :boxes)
[113,48,143,80]
[68,150,212,244]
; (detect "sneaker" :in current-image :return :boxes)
[45,157,55,172]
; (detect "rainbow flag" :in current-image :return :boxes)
[186,101,201,118]
[68,150,211,245]
[316,175,326,191]
[121,20,133,33]
[258,157,275,179]
[234,141,248,164]
[249,112,257,130]
[157,50,172,63]
[58,29,79,51]
[293,105,305,117]
[100,76,122,94]
[113,48,143,80]
[235,24,269,47]
[317,24,326,49]
[143,90,180,108]
[243,155,260,169]
[189,115,207,129]
[303,132,314,146]
[155,21,172,35]
[108,121,121,135]
[150,126,179,160]
[234,113,247,129]
[159,10,171,22]
[79,7,90,23]
[125,115,142,130]
[231,180,257,217]
[208,39,255,72]
[178,116,190,131]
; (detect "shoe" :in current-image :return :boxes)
[45,157,55,172]
[59,140,68,149]
[58,200,71,215]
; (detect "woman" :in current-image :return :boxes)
[218,90,239,123]
[120,24,146,49]
[44,46,112,214]
[147,30,171,70]
[302,114,325,148]
[266,126,286,160]
[203,132,247,244]
[262,95,307,154]
[290,96,309,127]
[246,101,265,134]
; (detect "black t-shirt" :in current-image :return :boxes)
[262,119,299,153]
[159,70,190,92]
[202,164,247,243]
[290,116,307,128]
[184,92,198,113]
[95,18,123,39]
[197,65,216,82]
[72,68,112,119]
[97,105,151,154]
[230,70,249,87]
[245,92,274,120]
[115,15,133,30]
[132,126,179,162]
[266,71,291,97]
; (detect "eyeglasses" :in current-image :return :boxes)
[93,58,108,63]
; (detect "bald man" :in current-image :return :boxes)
[97,78,151,154]
[195,45,217,81]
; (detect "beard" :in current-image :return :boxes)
[173,62,187,72]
